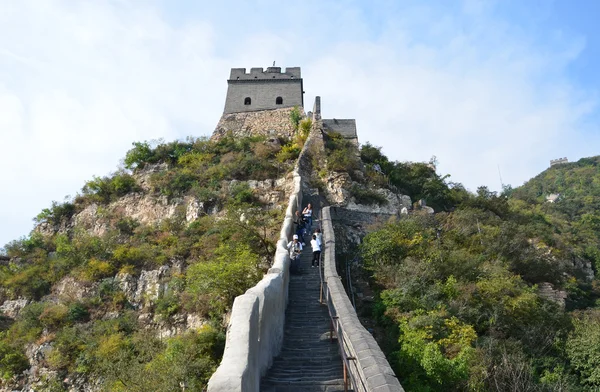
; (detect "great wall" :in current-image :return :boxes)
[207,67,404,391]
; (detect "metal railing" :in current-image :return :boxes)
[317,206,404,392]
[317,209,365,392]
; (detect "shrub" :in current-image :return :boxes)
[0,336,29,380]
[83,172,139,203]
[155,291,181,320]
[229,182,255,205]
[186,243,262,315]
[351,185,388,206]
[289,107,302,130]
[124,141,154,169]
[276,144,301,163]
[35,201,76,226]
[39,304,69,329]
[67,302,90,323]
[81,258,115,281]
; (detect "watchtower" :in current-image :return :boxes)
[223,67,304,114]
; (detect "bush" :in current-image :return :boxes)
[35,201,76,226]
[185,243,262,315]
[67,303,90,323]
[289,107,302,130]
[276,144,301,163]
[0,336,29,380]
[229,182,255,205]
[124,141,154,169]
[82,172,139,203]
[351,185,388,206]
[39,304,69,329]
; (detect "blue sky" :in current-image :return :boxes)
[1,0,599,247]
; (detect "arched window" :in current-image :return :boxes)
[244,97,251,105]
[275,96,283,105]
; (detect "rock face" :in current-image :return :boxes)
[538,282,568,308]
[54,276,96,301]
[0,298,29,318]
[212,107,301,141]
[347,188,412,215]
[323,172,412,215]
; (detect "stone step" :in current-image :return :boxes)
[261,216,343,390]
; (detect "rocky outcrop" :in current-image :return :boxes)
[347,188,412,215]
[54,276,97,302]
[212,107,302,141]
[537,282,568,308]
[0,298,29,318]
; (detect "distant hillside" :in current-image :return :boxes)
[512,155,600,217]
[510,156,600,284]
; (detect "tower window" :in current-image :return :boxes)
[275,97,283,105]
[244,97,251,105]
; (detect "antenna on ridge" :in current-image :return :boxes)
[497,164,504,189]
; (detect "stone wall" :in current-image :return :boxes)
[322,207,404,391]
[207,127,322,392]
[212,107,301,141]
[224,67,303,114]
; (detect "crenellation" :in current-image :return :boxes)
[223,65,304,113]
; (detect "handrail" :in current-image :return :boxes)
[318,207,363,392]
[320,262,363,392]
[319,206,404,392]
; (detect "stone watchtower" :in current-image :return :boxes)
[223,67,304,114]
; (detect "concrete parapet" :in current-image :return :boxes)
[208,122,314,392]
[322,207,404,392]
[206,294,260,392]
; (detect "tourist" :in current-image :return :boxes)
[302,203,313,233]
[294,211,305,242]
[310,234,321,267]
[287,234,303,272]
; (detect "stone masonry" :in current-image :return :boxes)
[213,107,302,141]
[224,67,304,114]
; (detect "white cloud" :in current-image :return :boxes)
[1,0,597,247]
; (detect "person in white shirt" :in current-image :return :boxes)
[310,234,321,267]
[287,234,303,266]
[314,228,322,247]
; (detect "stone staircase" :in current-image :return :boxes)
[260,219,346,392]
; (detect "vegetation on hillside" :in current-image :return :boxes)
[356,151,600,391]
[0,132,302,390]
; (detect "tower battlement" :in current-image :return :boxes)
[229,67,301,81]
[223,66,304,114]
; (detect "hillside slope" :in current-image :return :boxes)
[0,130,307,391]
[343,150,600,391]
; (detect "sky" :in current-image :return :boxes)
[1,0,599,247]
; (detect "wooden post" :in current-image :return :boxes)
[343,362,348,392]
[319,281,323,304]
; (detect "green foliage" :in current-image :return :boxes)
[186,242,262,315]
[360,143,464,211]
[394,310,477,390]
[0,335,29,380]
[82,172,139,203]
[325,132,361,173]
[289,106,302,130]
[566,310,600,387]
[350,184,388,206]
[124,141,154,169]
[359,186,581,389]
[299,118,312,137]
[35,200,76,226]
[276,143,301,162]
